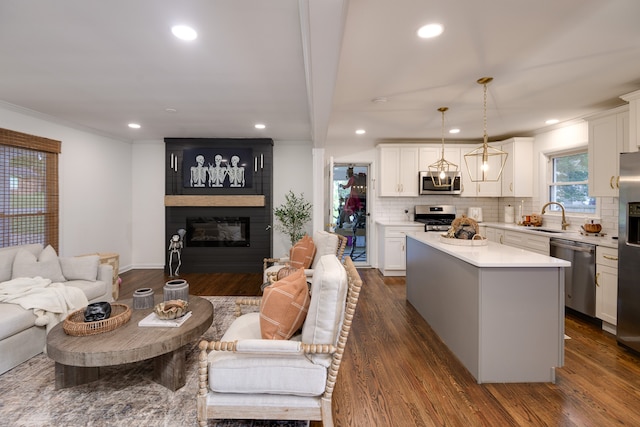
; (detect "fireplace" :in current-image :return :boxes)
[186,217,249,247]
[165,137,273,273]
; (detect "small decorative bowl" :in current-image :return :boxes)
[153,299,189,320]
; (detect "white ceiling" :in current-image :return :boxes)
[1,0,640,148]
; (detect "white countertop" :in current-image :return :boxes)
[375,220,423,227]
[407,231,571,268]
[480,222,618,249]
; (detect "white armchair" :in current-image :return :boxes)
[262,230,347,284]
[197,255,362,426]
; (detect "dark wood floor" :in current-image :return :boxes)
[120,267,640,426]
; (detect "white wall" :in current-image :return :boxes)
[131,140,165,268]
[273,140,314,258]
[0,104,133,267]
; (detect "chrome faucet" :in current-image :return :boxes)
[541,202,570,230]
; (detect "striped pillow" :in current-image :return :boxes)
[260,268,310,340]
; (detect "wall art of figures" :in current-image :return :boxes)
[182,148,253,189]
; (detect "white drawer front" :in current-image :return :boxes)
[596,246,618,268]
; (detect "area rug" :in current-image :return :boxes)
[0,297,308,427]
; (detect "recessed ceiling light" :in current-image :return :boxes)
[255,123,266,129]
[171,25,197,41]
[128,123,141,129]
[417,23,444,39]
[372,97,388,104]
[449,128,460,134]
[165,108,177,113]
[355,129,366,135]
[545,119,559,125]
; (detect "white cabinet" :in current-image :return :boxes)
[502,230,550,255]
[377,223,424,276]
[459,146,502,197]
[378,145,419,197]
[588,107,629,197]
[418,146,460,172]
[500,137,533,197]
[621,89,640,150]
[484,227,504,244]
[596,246,618,327]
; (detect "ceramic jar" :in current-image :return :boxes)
[163,279,189,302]
[132,288,154,310]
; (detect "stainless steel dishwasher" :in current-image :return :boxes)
[549,238,597,317]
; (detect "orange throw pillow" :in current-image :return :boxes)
[289,235,316,269]
[260,268,310,340]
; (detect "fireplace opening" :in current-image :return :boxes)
[186,217,250,247]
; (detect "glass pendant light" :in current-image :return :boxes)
[463,77,508,182]
[428,107,458,187]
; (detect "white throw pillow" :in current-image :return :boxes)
[311,231,339,269]
[59,255,99,281]
[302,254,348,366]
[12,245,66,283]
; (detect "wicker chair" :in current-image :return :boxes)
[262,230,347,285]
[197,255,362,427]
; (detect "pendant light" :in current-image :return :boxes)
[428,107,458,187]
[463,77,508,182]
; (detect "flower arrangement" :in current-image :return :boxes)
[273,190,312,246]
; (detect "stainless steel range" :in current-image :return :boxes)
[414,205,456,232]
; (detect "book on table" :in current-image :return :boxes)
[138,311,192,328]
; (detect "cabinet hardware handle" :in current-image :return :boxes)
[616,176,620,189]
[510,183,513,192]
[603,254,618,261]
[610,176,615,189]
[595,272,600,287]
[499,236,504,244]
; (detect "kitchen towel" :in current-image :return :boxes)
[505,205,515,223]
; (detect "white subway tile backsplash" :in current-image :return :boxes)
[374,195,620,236]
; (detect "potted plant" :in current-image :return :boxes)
[273,190,312,246]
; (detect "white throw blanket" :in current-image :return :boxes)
[0,276,89,333]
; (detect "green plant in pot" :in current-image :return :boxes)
[273,190,312,247]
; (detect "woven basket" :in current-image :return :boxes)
[63,303,131,336]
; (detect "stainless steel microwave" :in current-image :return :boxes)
[419,171,462,195]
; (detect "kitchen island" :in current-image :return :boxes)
[406,232,570,384]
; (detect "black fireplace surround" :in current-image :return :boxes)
[165,138,273,273]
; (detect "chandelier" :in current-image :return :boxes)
[428,107,458,187]
[463,77,508,182]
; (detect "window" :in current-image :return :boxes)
[0,128,60,249]
[548,150,595,214]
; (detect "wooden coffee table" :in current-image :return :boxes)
[46,295,213,391]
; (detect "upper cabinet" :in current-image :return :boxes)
[378,145,419,197]
[418,146,461,172]
[620,89,640,151]
[587,106,629,197]
[459,145,502,197]
[500,137,533,198]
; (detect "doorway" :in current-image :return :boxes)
[332,163,369,265]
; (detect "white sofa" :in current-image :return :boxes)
[0,243,113,375]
